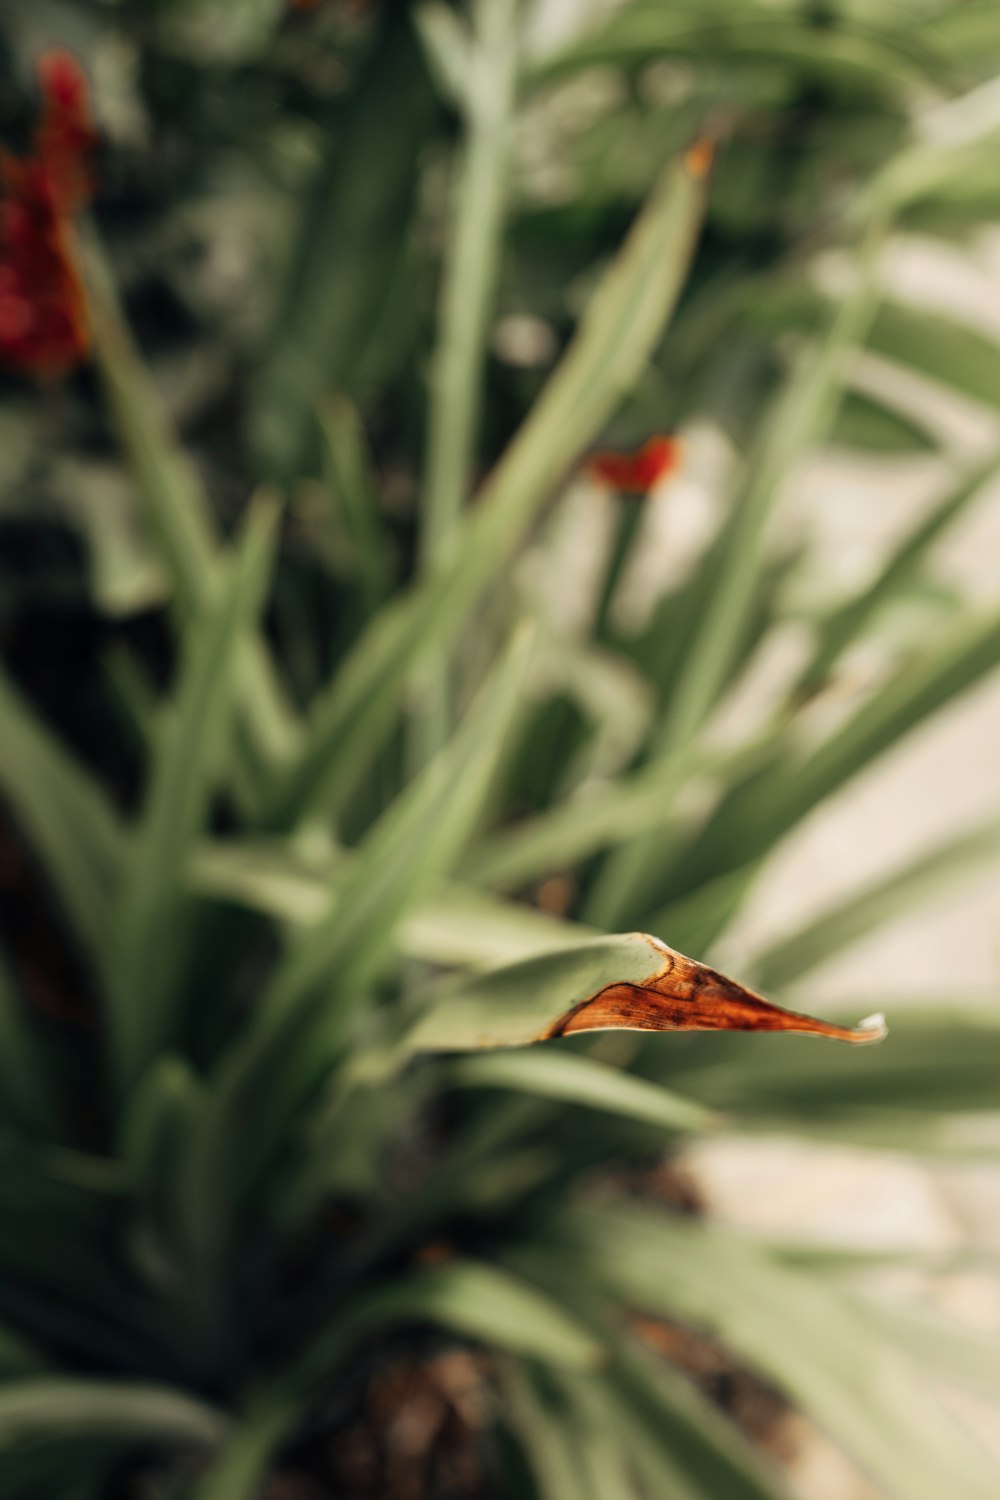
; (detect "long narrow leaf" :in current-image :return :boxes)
[110,502,278,1092]
[293,1261,603,1388]
[536,7,938,93]
[572,1204,1000,1500]
[317,397,392,617]
[175,625,535,1283]
[0,1379,228,1449]
[448,1048,714,1132]
[405,933,885,1056]
[0,670,124,977]
[498,1360,604,1500]
[657,999,1000,1152]
[654,601,1000,912]
[263,139,710,826]
[190,838,598,967]
[796,452,1000,697]
[81,230,298,799]
[749,813,1000,992]
[853,1294,1000,1402]
[194,1262,601,1500]
[261,622,535,1031]
[589,213,887,928]
[252,14,436,478]
[415,0,521,762]
[500,1244,794,1500]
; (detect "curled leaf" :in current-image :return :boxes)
[407,932,887,1055]
[545,935,886,1044]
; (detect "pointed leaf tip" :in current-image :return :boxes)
[544,935,889,1046]
[406,932,889,1056]
[856,1011,889,1043]
[683,137,715,180]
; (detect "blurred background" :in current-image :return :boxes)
[1,2,1000,1498]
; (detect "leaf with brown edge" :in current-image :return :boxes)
[404,932,886,1056]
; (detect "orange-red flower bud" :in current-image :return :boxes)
[587,435,683,493]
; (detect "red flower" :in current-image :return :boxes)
[36,50,97,213]
[0,51,96,377]
[587,435,683,493]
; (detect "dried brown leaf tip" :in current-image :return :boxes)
[683,138,715,180]
[544,935,887,1045]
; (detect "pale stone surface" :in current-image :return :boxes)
[683,1136,963,1252]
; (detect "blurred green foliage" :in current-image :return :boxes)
[2,1,1000,1497]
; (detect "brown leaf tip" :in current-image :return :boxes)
[683,138,715,180]
[544,936,888,1046]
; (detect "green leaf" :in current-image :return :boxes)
[175,625,535,1280]
[414,0,521,763]
[462,690,783,893]
[263,137,709,826]
[120,1054,210,1322]
[868,299,1000,411]
[0,1379,228,1450]
[796,452,1000,697]
[317,396,392,617]
[81,228,217,621]
[415,2,473,108]
[159,0,286,63]
[403,884,597,968]
[110,501,279,1093]
[419,0,520,572]
[294,1261,603,1386]
[573,1204,1000,1500]
[589,212,887,929]
[405,933,884,1056]
[748,813,1000,993]
[535,5,938,95]
[854,1295,1000,1402]
[830,389,937,453]
[0,670,124,977]
[864,77,1000,221]
[448,1048,714,1133]
[500,1361,636,1500]
[654,1001,1000,1152]
[187,1396,299,1500]
[462,767,688,891]
[81,232,299,803]
[606,1340,795,1500]
[646,863,760,964]
[659,602,1000,910]
[772,604,1000,846]
[197,1263,602,1500]
[261,621,535,1034]
[252,15,437,478]
[499,1246,793,1500]
[191,837,597,968]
